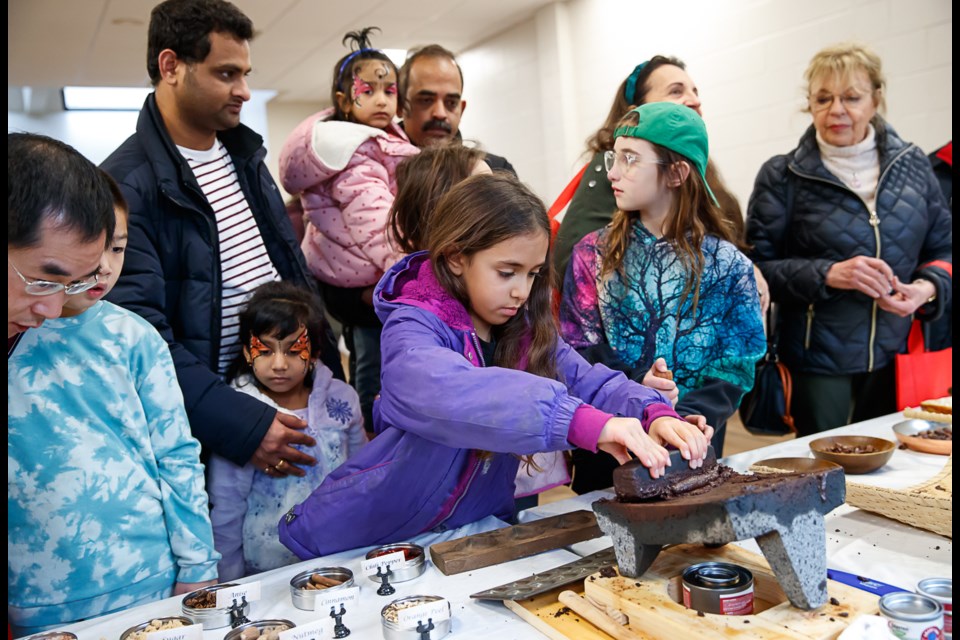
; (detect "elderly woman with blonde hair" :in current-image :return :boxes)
[746,42,952,435]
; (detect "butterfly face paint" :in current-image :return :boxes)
[245,327,313,400]
[345,60,399,128]
[288,329,311,362]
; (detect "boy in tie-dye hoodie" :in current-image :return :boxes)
[7,175,218,635]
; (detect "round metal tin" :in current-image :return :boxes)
[180,583,250,630]
[918,578,952,640]
[682,562,754,616]
[380,596,451,640]
[880,592,943,640]
[289,566,355,611]
[365,542,425,583]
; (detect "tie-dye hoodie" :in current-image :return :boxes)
[8,301,218,634]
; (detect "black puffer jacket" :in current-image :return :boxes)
[746,123,952,375]
[103,94,343,466]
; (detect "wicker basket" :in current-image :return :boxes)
[902,407,953,424]
[845,457,952,538]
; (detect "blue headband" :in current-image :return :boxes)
[623,61,649,104]
[337,48,377,82]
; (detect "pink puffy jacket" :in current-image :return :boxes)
[279,108,419,287]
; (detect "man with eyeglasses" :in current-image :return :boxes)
[8,133,115,342]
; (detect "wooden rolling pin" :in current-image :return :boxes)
[558,591,645,640]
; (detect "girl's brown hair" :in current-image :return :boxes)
[389,144,486,254]
[601,111,738,314]
[427,173,558,381]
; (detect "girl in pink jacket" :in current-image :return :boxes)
[280,27,419,433]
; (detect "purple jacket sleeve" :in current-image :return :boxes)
[377,309,578,454]
[379,308,677,452]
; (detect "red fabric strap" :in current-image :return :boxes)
[934,141,952,166]
[547,164,589,222]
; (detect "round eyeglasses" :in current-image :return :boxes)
[808,92,869,112]
[603,149,665,174]
[9,259,99,296]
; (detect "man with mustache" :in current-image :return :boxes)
[101,0,343,479]
[399,44,516,174]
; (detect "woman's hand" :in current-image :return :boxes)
[642,358,679,406]
[648,415,712,469]
[825,256,895,298]
[877,276,935,317]
[596,417,670,477]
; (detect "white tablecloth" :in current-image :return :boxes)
[49,516,578,640]
[32,413,953,640]
[521,412,953,591]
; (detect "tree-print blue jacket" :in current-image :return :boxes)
[560,224,766,437]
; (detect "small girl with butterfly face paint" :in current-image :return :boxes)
[280,26,419,437]
[208,281,366,580]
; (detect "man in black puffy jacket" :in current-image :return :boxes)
[102,0,343,476]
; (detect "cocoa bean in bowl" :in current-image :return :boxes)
[809,436,895,474]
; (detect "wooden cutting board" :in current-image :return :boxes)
[429,510,601,575]
[505,544,879,640]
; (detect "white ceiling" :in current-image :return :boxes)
[8,0,555,105]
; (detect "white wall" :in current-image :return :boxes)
[264,100,324,202]
[456,0,952,210]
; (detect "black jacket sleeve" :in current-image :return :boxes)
[107,181,275,467]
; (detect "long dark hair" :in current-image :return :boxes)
[427,173,558,381]
[601,113,737,315]
[389,144,486,254]
[330,27,399,122]
[226,281,327,389]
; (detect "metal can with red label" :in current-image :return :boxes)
[682,562,754,615]
[918,578,952,640]
[880,592,943,640]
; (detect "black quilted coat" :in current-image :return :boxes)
[746,122,952,375]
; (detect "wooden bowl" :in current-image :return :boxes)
[809,436,895,474]
[892,419,953,455]
[750,457,841,474]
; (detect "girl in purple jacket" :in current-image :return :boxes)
[279,173,712,559]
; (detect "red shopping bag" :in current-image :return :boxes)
[895,320,952,410]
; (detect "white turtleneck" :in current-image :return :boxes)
[817,124,880,212]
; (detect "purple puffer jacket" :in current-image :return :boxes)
[278,252,677,558]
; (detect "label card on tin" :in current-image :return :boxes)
[214,582,261,609]
[397,599,450,629]
[146,624,203,640]
[279,618,330,640]
[361,551,405,577]
[314,586,360,613]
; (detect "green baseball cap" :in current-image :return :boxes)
[614,101,717,205]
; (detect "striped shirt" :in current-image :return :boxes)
[179,140,280,373]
